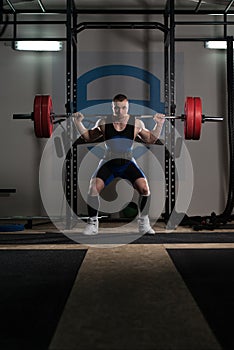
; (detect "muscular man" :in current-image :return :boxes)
[73,94,165,235]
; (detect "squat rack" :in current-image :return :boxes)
[64,0,234,229]
[1,0,234,229]
[64,0,175,227]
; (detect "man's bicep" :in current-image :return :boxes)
[138,128,150,139]
[138,128,156,143]
[137,120,150,139]
[135,119,145,131]
[89,127,103,140]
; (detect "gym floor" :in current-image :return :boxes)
[1,220,234,350]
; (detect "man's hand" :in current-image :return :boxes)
[153,113,165,125]
[73,112,84,122]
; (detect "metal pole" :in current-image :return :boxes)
[65,0,72,229]
[72,0,78,216]
[169,0,176,217]
[164,1,170,220]
[0,0,3,23]
[220,37,234,219]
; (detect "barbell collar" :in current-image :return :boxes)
[51,113,70,119]
[164,115,183,120]
[53,118,66,125]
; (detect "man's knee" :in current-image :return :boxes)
[134,178,150,196]
[139,187,150,196]
[88,178,104,195]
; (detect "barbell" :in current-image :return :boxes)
[13,94,223,140]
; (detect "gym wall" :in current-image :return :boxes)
[0,14,230,218]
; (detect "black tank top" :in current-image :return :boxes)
[104,116,135,156]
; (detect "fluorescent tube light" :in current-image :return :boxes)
[14,41,63,51]
[204,41,227,49]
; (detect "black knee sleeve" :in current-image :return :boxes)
[87,195,100,218]
[138,194,151,216]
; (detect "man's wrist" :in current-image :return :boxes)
[156,121,164,127]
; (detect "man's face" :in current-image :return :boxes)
[112,99,129,118]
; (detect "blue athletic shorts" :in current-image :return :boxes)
[92,158,146,186]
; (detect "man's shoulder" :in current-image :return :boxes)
[96,117,108,126]
[134,117,144,128]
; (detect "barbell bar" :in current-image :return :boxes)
[137,115,223,120]
[13,94,223,140]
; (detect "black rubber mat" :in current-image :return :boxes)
[167,248,234,350]
[133,232,234,244]
[0,233,76,244]
[0,249,87,350]
[1,232,234,244]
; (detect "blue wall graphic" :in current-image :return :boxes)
[77,64,165,114]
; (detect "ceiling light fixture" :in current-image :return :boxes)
[13,41,63,52]
[204,41,227,49]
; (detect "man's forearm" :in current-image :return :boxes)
[73,118,89,139]
[151,122,164,140]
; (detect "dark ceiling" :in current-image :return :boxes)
[2,0,234,14]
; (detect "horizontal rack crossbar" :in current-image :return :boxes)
[2,9,234,15]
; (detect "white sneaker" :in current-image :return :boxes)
[83,218,99,235]
[138,216,155,235]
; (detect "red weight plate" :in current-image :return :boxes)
[193,97,202,140]
[34,95,43,137]
[41,95,53,138]
[184,96,195,140]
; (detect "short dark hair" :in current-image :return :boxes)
[112,94,128,102]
